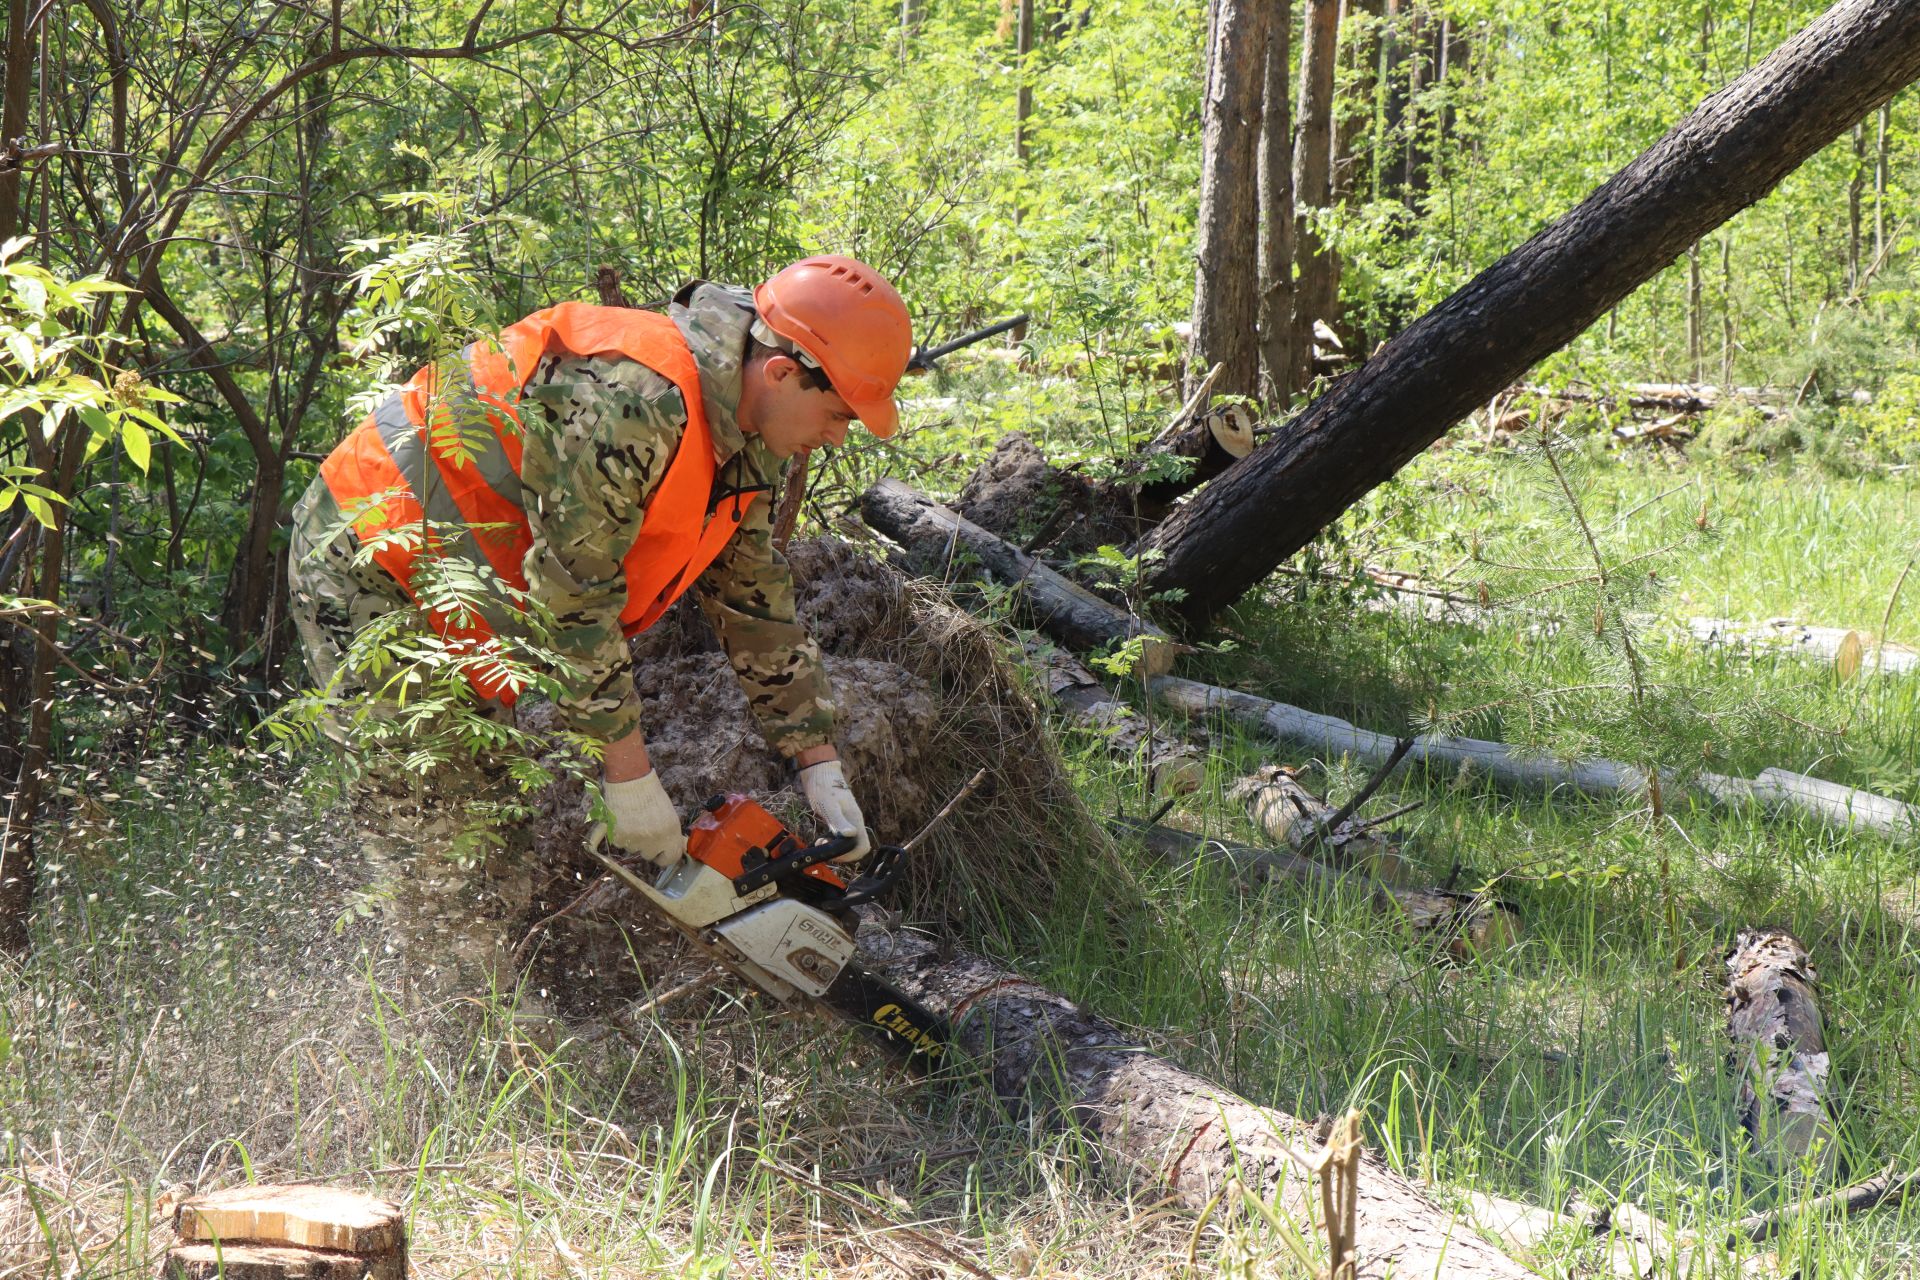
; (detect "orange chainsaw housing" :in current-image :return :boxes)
[687,795,847,890]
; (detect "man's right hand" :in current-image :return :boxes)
[599,770,685,869]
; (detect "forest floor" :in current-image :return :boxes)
[3,418,1918,1279]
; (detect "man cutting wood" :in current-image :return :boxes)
[285,255,912,1017]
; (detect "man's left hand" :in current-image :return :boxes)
[797,759,871,864]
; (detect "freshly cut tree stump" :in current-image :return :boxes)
[854,926,1535,1279]
[1132,403,1257,519]
[1726,929,1840,1173]
[169,1186,405,1280]
[163,1244,401,1280]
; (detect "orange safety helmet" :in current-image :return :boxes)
[754,255,912,438]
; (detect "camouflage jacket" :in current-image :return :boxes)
[515,282,833,754]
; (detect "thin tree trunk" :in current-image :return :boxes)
[1379,0,1408,203]
[1257,0,1296,406]
[1290,0,1341,393]
[1721,232,1735,386]
[1,429,85,956]
[1333,0,1383,206]
[0,0,36,245]
[1142,0,1920,629]
[1874,101,1889,262]
[1848,122,1867,291]
[1014,0,1035,160]
[1187,0,1268,399]
[1687,241,1703,383]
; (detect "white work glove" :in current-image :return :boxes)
[798,759,871,864]
[595,771,685,870]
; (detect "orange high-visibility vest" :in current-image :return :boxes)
[318,302,758,703]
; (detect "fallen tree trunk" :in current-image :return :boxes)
[1517,381,1871,417]
[1140,0,1920,628]
[853,926,1537,1278]
[1152,675,1920,840]
[1687,617,1918,677]
[1119,819,1518,962]
[862,478,1179,675]
[1727,928,1840,1174]
[1733,1164,1920,1243]
[1025,640,1204,793]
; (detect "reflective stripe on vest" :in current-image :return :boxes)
[317,303,759,704]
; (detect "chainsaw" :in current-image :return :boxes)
[585,793,952,1065]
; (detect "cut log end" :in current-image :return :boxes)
[1203,403,1257,459]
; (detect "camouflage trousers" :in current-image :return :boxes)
[288,480,541,1014]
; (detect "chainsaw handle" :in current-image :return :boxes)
[734,832,861,893]
[828,844,907,910]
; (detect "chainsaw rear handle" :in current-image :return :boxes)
[734,831,862,892]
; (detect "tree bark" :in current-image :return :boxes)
[1141,0,1920,629]
[1187,0,1268,399]
[1014,0,1036,161]
[1289,0,1341,395]
[0,0,37,246]
[1257,0,1296,406]
[1726,928,1839,1174]
[1,428,87,956]
[853,926,1537,1279]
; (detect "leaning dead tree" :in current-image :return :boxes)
[1141,0,1920,629]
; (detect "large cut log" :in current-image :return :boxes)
[862,478,1180,675]
[1153,674,1920,840]
[853,926,1536,1278]
[1726,929,1840,1173]
[1140,0,1920,628]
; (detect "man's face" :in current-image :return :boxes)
[740,353,859,459]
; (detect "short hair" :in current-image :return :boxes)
[746,338,834,394]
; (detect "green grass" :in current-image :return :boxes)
[5,440,1920,1279]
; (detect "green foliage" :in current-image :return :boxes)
[0,238,183,526]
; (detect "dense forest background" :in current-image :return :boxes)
[7,0,1920,936]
